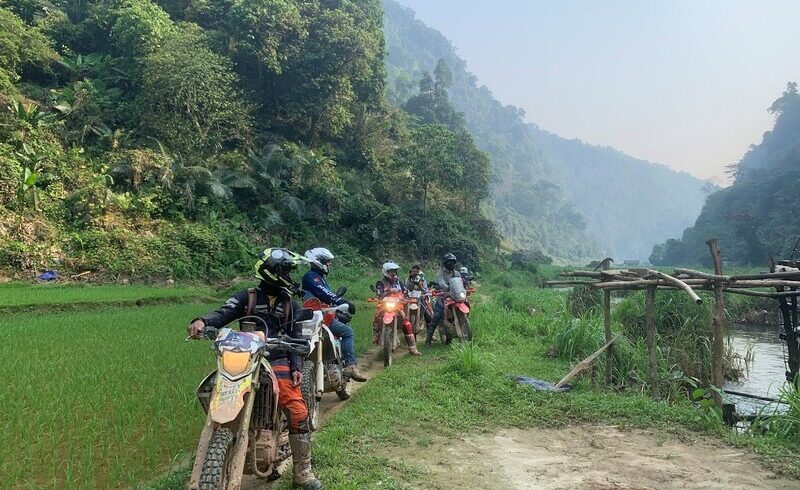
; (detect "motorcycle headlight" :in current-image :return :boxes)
[221,351,251,377]
[385,301,397,312]
[458,291,467,299]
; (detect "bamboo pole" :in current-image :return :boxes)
[545,280,596,286]
[707,239,725,407]
[646,286,659,399]
[647,270,702,304]
[673,268,729,281]
[603,291,612,386]
[603,260,613,386]
[730,271,800,281]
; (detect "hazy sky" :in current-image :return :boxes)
[395,0,800,182]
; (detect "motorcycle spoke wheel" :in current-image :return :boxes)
[199,428,234,490]
[382,327,393,367]
[300,361,320,431]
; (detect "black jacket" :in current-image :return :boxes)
[199,283,303,371]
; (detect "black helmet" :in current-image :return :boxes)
[253,248,307,293]
[442,253,457,270]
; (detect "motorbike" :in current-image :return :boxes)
[434,276,475,344]
[187,314,312,490]
[406,290,430,339]
[299,291,354,431]
[368,290,416,367]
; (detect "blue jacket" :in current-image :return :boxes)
[302,269,344,306]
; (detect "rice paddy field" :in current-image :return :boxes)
[1,274,376,488]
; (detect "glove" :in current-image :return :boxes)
[345,300,356,314]
[336,311,353,324]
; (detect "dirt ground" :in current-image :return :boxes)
[242,349,798,489]
[398,425,797,489]
[240,348,388,490]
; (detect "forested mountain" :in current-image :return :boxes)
[0,0,497,277]
[383,0,707,261]
[651,83,800,266]
[530,129,707,259]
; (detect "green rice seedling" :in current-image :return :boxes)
[0,282,215,309]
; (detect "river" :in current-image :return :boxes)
[724,323,789,415]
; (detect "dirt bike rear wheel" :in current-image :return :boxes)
[382,325,393,367]
[199,427,234,489]
[336,378,352,400]
[300,361,320,431]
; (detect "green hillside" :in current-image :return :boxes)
[0,0,497,278]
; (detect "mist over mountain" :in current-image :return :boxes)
[651,83,800,266]
[383,0,707,261]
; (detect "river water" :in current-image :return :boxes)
[724,323,789,415]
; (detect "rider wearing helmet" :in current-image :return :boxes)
[301,247,367,382]
[406,264,432,325]
[187,248,322,490]
[459,266,474,288]
[426,253,461,346]
[374,261,422,356]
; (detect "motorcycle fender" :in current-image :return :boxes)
[320,325,339,362]
[209,374,252,424]
[456,303,470,314]
[383,312,396,324]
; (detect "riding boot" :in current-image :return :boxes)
[404,334,422,356]
[289,433,322,489]
[424,326,435,347]
[343,364,368,382]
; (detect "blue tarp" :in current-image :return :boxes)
[36,270,59,281]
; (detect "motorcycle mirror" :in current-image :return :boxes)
[336,286,347,297]
[296,308,314,322]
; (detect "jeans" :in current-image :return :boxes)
[328,318,357,366]
[430,298,445,330]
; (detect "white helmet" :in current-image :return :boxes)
[382,261,400,279]
[460,267,469,275]
[305,247,335,274]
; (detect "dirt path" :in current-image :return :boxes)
[240,348,388,490]
[394,425,796,489]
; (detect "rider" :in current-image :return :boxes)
[426,252,461,346]
[374,261,422,356]
[406,264,432,325]
[301,247,368,382]
[459,266,474,288]
[187,248,322,490]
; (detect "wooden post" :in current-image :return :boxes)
[602,259,613,386]
[646,286,659,399]
[604,290,612,386]
[707,239,725,407]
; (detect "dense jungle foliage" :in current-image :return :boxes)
[0,0,498,278]
[382,0,708,261]
[651,82,800,266]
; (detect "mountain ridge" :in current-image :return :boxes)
[383,0,707,261]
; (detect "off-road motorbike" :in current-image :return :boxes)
[299,292,354,431]
[187,314,312,490]
[434,276,476,344]
[406,290,430,339]
[368,291,416,367]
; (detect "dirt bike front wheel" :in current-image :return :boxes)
[300,361,320,431]
[458,312,473,341]
[382,325,393,367]
[199,427,234,489]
